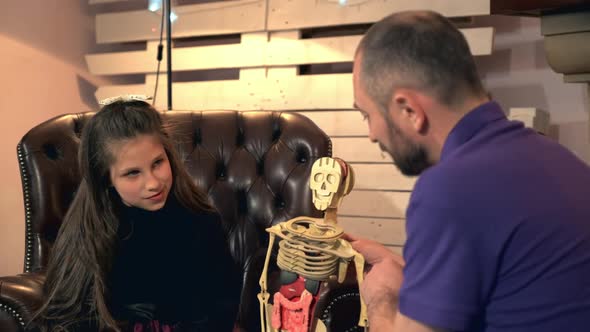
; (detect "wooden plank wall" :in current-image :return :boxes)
[87,0,493,254]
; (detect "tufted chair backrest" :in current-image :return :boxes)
[17,110,332,329]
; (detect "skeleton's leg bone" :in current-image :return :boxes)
[353,253,369,328]
[258,232,276,332]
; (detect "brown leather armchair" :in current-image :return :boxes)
[0,110,364,331]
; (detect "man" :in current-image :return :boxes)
[350,10,590,332]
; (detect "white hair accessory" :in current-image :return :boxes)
[98,94,153,106]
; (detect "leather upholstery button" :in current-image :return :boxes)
[42,144,60,160]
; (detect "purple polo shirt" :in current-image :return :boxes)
[399,101,590,331]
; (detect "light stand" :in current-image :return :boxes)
[165,0,172,110]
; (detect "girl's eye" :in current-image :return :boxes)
[124,170,140,177]
[153,158,164,167]
[361,114,368,121]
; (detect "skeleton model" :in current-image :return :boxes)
[258,157,368,332]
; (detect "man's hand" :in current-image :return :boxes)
[345,234,404,321]
[346,234,446,332]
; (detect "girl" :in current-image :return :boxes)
[31,99,241,331]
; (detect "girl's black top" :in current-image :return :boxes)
[107,194,241,331]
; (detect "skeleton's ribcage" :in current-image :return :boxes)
[276,236,341,281]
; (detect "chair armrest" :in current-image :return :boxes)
[313,261,364,331]
[0,272,45,331]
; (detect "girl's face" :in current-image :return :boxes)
[109,134,173,211]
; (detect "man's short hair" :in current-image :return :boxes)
[357,10,486,109]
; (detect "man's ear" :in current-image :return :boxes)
[389,89,427,133]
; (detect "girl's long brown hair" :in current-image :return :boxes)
[31,101,213,331]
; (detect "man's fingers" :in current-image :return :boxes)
[344,233,383,263]
[345,233,405,267]
[351,239,390,263]
[342,232,360,242]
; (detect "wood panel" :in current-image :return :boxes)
[96,4,493,44]
[332,137,386,162]
[95,0,266,43]
[463,27,495,55]
[93,22,494,112]
[87,28,494,75]
[508,107,550,134]
[339,190,411,219]
[267,0,490,30]
[300,111,368,137]
[87,32,354,74]
[96,73,355,110]
[339,216,406,246]
[351,164,416,191]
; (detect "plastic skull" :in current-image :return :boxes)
[310,157,342,210]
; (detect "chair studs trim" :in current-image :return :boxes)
[17,143,33,273]
[320,292,364,332]
[0,302,26,327]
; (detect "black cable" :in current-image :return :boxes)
[152,0,166,107]
[165,0,172,110]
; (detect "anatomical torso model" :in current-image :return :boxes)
[258,157,368,332]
